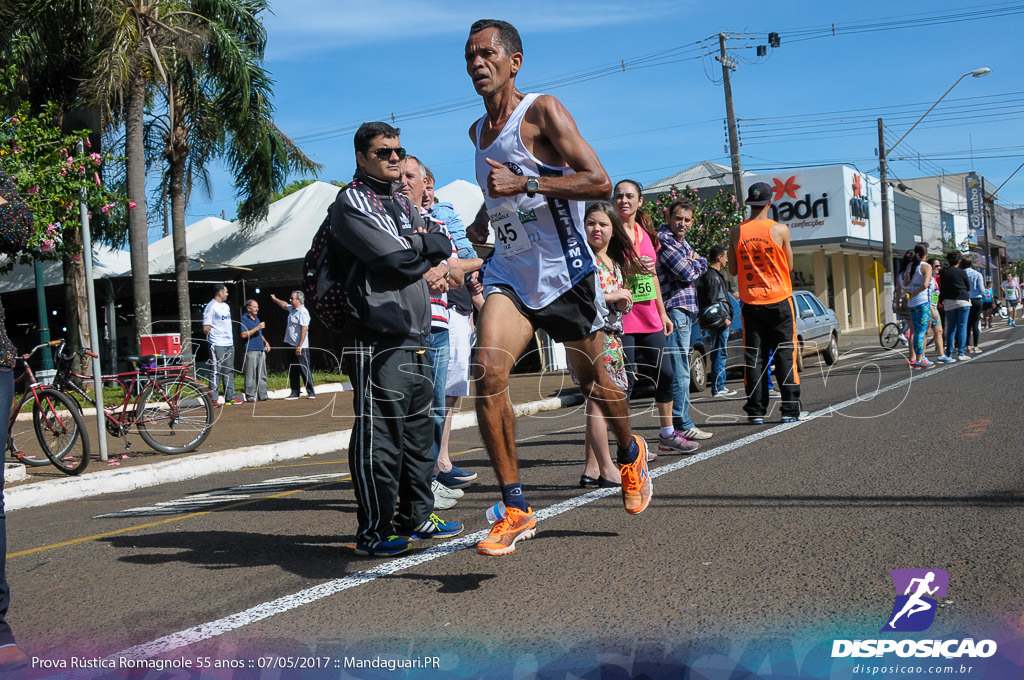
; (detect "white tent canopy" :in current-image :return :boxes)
[146,216,233,274]
[0,245,131,294]
[146,181,342,275]
[435,178,484,230]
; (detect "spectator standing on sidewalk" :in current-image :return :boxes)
[203,283,243,405]
[657,198,712,442]
[729,182,806,422]
[615,179,693,455]
[420,162,483,494]
[1002,274,1020,327]
[0,166,35,671]
[270,291,315,399]
[901,244,935,368]
[239,299,271,402]
[697,244,736,397]
[982,280,995,329]
[398,155,473,510]
[961,258,985,353]
[939,251,971,361]
[927,257,947,360]
[332,121,462,556]
[576,201,639,487]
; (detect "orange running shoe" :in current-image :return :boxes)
[477,506,537,556]
[619,435,653,514]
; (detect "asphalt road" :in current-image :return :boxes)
[7,329,1024,679]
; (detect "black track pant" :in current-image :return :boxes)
[741,298,802,418]
[345,340,435,546]
[968,299,982,347]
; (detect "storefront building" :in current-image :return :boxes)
[743,165,894,332]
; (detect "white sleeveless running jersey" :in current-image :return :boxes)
[474,93,596,309]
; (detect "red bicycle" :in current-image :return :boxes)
[7,340,91,475]
[49,340,215,455]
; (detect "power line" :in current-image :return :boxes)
[286,5,1023,146]
[290,43,707,144]
[777,3,1024,42]
[742,109,1024,144]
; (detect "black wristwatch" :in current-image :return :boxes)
[524,176,540,198]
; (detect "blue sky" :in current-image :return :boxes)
[177,0,1024,236]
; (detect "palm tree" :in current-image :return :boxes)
[85,0,203,349]
[151,0,319,342]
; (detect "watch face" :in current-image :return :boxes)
[526,177,539,195]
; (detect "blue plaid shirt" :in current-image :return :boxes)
[657,226,707,314]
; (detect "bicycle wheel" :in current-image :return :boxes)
[33,388,90,475]
[136,376,214,454]
[8,394,53,467]
[879,322,902,349]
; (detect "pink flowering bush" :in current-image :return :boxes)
[640,184,743,258]
[1,62,126,267]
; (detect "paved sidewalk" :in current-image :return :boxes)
[3,326,885,510]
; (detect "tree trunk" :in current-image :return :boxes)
[61,226,90,374]
[125,66,150,351]
[169,157,191,352]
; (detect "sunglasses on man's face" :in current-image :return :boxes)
[371,146,407,161]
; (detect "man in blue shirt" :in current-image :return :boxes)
[239,299,271,402]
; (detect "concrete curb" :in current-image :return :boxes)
[3,463,27,484]
[5,392,584,512]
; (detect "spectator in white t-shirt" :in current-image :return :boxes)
[1001,274,1020,328]
[271,291,315,399]
[202,283,242,404]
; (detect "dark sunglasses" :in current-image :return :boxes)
[370,146,407,161]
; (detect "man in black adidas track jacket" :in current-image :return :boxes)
[330,122,455,555]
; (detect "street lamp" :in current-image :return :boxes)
[877,67,991,323]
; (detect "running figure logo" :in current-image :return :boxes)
[881,569,949,632]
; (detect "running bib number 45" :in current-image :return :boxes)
[488,204,532,257]
[627,273,656,302]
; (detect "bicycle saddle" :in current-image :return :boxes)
[125,355,158,365]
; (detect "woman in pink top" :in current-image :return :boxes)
[614,180,697,455]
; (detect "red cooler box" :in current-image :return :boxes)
[140,333,182,356]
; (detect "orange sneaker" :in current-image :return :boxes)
[619,435,653,514]
[477,506,536,556]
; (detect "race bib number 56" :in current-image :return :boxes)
[488,204,533,257]
[627,273,656,303]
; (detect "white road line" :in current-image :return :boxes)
[52,337,1024,677]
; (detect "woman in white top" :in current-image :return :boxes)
[900,244,935,368]
[1002,274,1020,327]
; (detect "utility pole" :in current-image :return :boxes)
[982,176,992,283]
[717,33,743,211]
[78,140,108,462]
[938,170,944,244]
[32,261,53,370]
[877,117,894,323]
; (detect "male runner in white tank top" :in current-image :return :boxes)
[465,19,653,557]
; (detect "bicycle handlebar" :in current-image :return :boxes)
[21,340,60,360]
[22,339,97,361]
